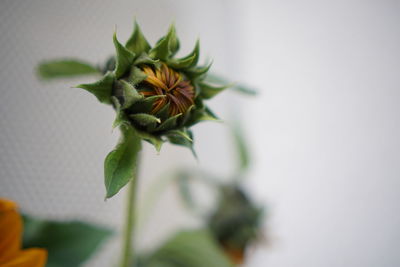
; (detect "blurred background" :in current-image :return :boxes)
[1,0,400,266]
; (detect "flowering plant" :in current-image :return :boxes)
[36,21,253,267]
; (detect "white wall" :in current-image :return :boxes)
[240,1,400,266]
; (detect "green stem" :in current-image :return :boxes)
[120,154,140,267]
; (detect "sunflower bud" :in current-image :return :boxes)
[208,185,263,264]
[77,22,229,152]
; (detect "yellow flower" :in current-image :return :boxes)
[0,198,47,267]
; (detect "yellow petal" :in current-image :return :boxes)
[0,248,47,267]
[0,199,22,263]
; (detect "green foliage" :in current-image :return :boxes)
[199,82,231,99]
[76,72,115,104]
[149,24,178,61]
[126,21,151,54]
[113,32,136,79]
[208,185,263,250]
[104,125,142,198]
[232,122,250,173]
[205,73,257,96]
[141,230,233,267]
[166,129,195,157]
[37,59,100,79]
[117,80,144,108]
[22,215,112,267]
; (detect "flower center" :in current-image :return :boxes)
[139,64,194,116]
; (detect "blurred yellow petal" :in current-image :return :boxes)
[0,199,22,263]
[0,249,47,267]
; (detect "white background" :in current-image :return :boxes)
[0,1,399,266]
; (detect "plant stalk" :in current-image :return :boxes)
[120,153,140,267]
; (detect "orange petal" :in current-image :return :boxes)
[224,247,245,265]
[0,248,47,267]
[0,199,22,263]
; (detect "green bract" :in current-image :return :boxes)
[77,22,227,153]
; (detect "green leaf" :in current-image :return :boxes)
[167,40,199,69]
[144,230,232,267]
[231,122,250,173]
[168,54,196,69]
[167,23,180,56]
[206,73,257,95]
[185,62,212,79]
[199,82,231,99]
[113,32,135,79]
[135,129,164,152]
[128,95,165,114]
[167,129,193,142]
[134,53,160,67]
[37,59,100,79]
[185,106,220,127]
[111,96,130,129]
[127,66,148,86]
[155,102,171,121]
[104,125,141,198]
[149,24,179,61]
[177,171,196,211]
[166,129,196,157]
[117,80,144,108]
[179,105,194,126]
[75,72,115,104]
[130,113,161,130]
[156,113,182,132]
[126,21,151,54]
[22,215,112,267]
[149,37,169,61]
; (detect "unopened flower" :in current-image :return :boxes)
[208,185,263,265]
[77,22,228,152]
[37,22,234,198]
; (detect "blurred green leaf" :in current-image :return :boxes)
[37,59,100,79]
[143,230,233,267]
[205,74,257,96]
[22,215,112,267]
[208,185,263,250]
[104,125,142,198]
[176,171,196,211]
[185,62,212,79]
[231,122,250,173]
